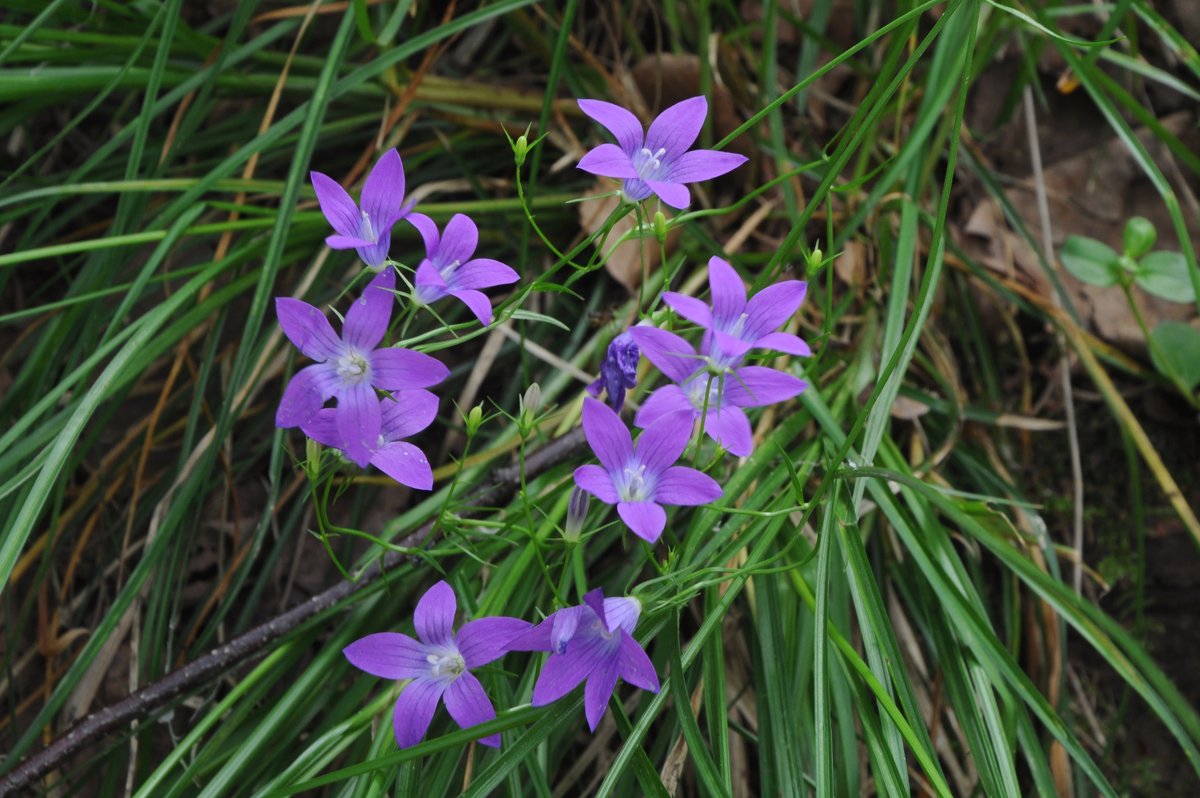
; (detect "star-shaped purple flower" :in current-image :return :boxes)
[311,148,413,268]
[407,212,519,326]
[275,269,450,467]
[301,390,438,490]
[629,326,807,457]
[509,588,658,731]
[663,256,811,364]
[343,581,531,749]
[576,96,748,210]
[586,329,639,411]
[573,397,721,543]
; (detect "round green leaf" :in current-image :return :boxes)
[1060,235,1120,286]
[1149,322,1200,390]
[1135,251,1198,303]
[1123,216,1156,258]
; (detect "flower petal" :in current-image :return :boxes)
[531,632,606,707]
[550,606,585,654]
[633,410,693,475]
[577,143,638,178]
[371,441,433,490]
[633,385,694,429]
[413,260,449,305]
[661,292,713,328]
[602,597,641,636]
[654,465,722,506]
[707,257,747,326]
[356,235,392,269]
[451,259,519,290]
[326,234,374,250]
[617,630,660,692]
[574,464,619,505]
[299,408,340,448]
[450,288,495,326]
[344,268,395,350]
[724,366,807,408]
[276,297,342,361]
[414,580,457,647]
[646,179,690,210]
[583,651,619,731]
[703,406,753,456]
[753,331,812,357]
[360,148,407,228]
[406,212,441,256]
[439,213,479,267]
[369,348,450,391]
[627,326,700,384]
[392,677,444,749]
[506,616,554,653]
[743,280,807,339]
[456,616,533,668]
[344,632,428,680]
[310,170,361,238]
[645,96,707,162]
[578,99,644,154]
[276,363,339,428]
[380,390,439,441]
[443,672,500,747]
[620,177,654,202]
[581,397,634,474]
[707,329,752,362]
[582,588,609,631]
[337,383,381,467]
[617,501,666,542]
[669,149,748,183]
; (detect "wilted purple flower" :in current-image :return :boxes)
[407,212,519,326]
[573,397,721,543]
[275,269,450,467]
[302,390,438,490]
[576,96,747,210]
[629,326,806,457]
[587,330,639,411]
[343,581,531,749]
[509,588,658,731]
[663,256,811,364]
[311,149,412,268]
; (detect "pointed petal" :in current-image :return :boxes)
[602,597,641,636]
[413,260,449,305]
[724,366,807,407]
[299,408,340,448]
[617,630,659,692]
[581,397,634,473]
[574,464,619,505]
[310,170,361,238]
[531,633,606,707]
[617,501,666,542]
[753,331,812,357]
[669,149,748,183]
[743,280,807,338]
[380,390,439,440]
[406,212,441,256]
[633,385,695,429]
[392,677,444,749]
[646,179,690,210]
[645,96,707,162]
[633,410,693,475]
[344,632,428,680]
[704,407,753,456]
[582,588,608,631]
[550,606,584,654]
[344,269,395,350]
[369,348,450,390]
[456,616,533,668]
[627,326,700,384]
[707,257,747,325]
[414,580,457,647]
[276,363,339,428]
[451,259,519,290]
[360,149,406,228]
[506,616,555,652]
[583,652,619,731]
[708,329,752,361]
[276,297,342,361]
[337,383,381,467]
[577,143,638,178]
[451,288,494,326]
[654,465,722,506]
[661,292,713,328]
[326,234,374,250]
[371,441,433,490]
[439,213,478,267]
[578,99,644,154]
[443,672,500,747]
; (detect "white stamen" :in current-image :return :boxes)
[335,350,371,384]
[359,210,376,244]
[426,649,466,679]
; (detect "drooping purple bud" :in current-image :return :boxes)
[587,330,640,411]
[565,485,589,541]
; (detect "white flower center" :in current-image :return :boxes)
[358,210,377,244]
[426,649,466,680]
[618,462,653,502]
[335,350,371,384]
[685,373,723,411]
[634,146,669,182]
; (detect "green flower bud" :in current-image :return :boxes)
[1123,216,1156,259]
[514,134,529,168]
[653,211,668,244]
[520,383,541,431]
[305,436,321,481]
[806,244,824,274]
[466,404,484,436]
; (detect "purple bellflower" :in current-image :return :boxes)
[587,330,640,411]
[407,212,519,326]
[629,326,807,457]
[343,580,531,749]
[663,256,811,363]
[576,96,748,210]
[311,148,412,268]
[275,269,450,467]
[573,397,721,543]
[302,390,438,490]
[509,588,658,731]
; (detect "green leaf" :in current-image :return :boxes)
[1149,322,1200,390]
[1136,251,1198,303]
[1060,235,1120,286]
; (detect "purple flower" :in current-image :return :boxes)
[311,149,412,268]
[301,390,438,490]
[275,269,450,467]
[509,588,658,731]
[663,256,811,364]
[343,581,531,749]
[407,212,519,326]
[586,330,639,411]
[629,326,806,457]
[576,96,748,210]
[573,397,721,543]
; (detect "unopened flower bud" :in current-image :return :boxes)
[565,485,589,541]
[806,244,823,274]
[466,404,484,436]
[520,383,541,430]
[1123,216,1156,259]
[586,331,639,411]
[653,211,668,244]
[514,134,529,167]
[305,436,321,480]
